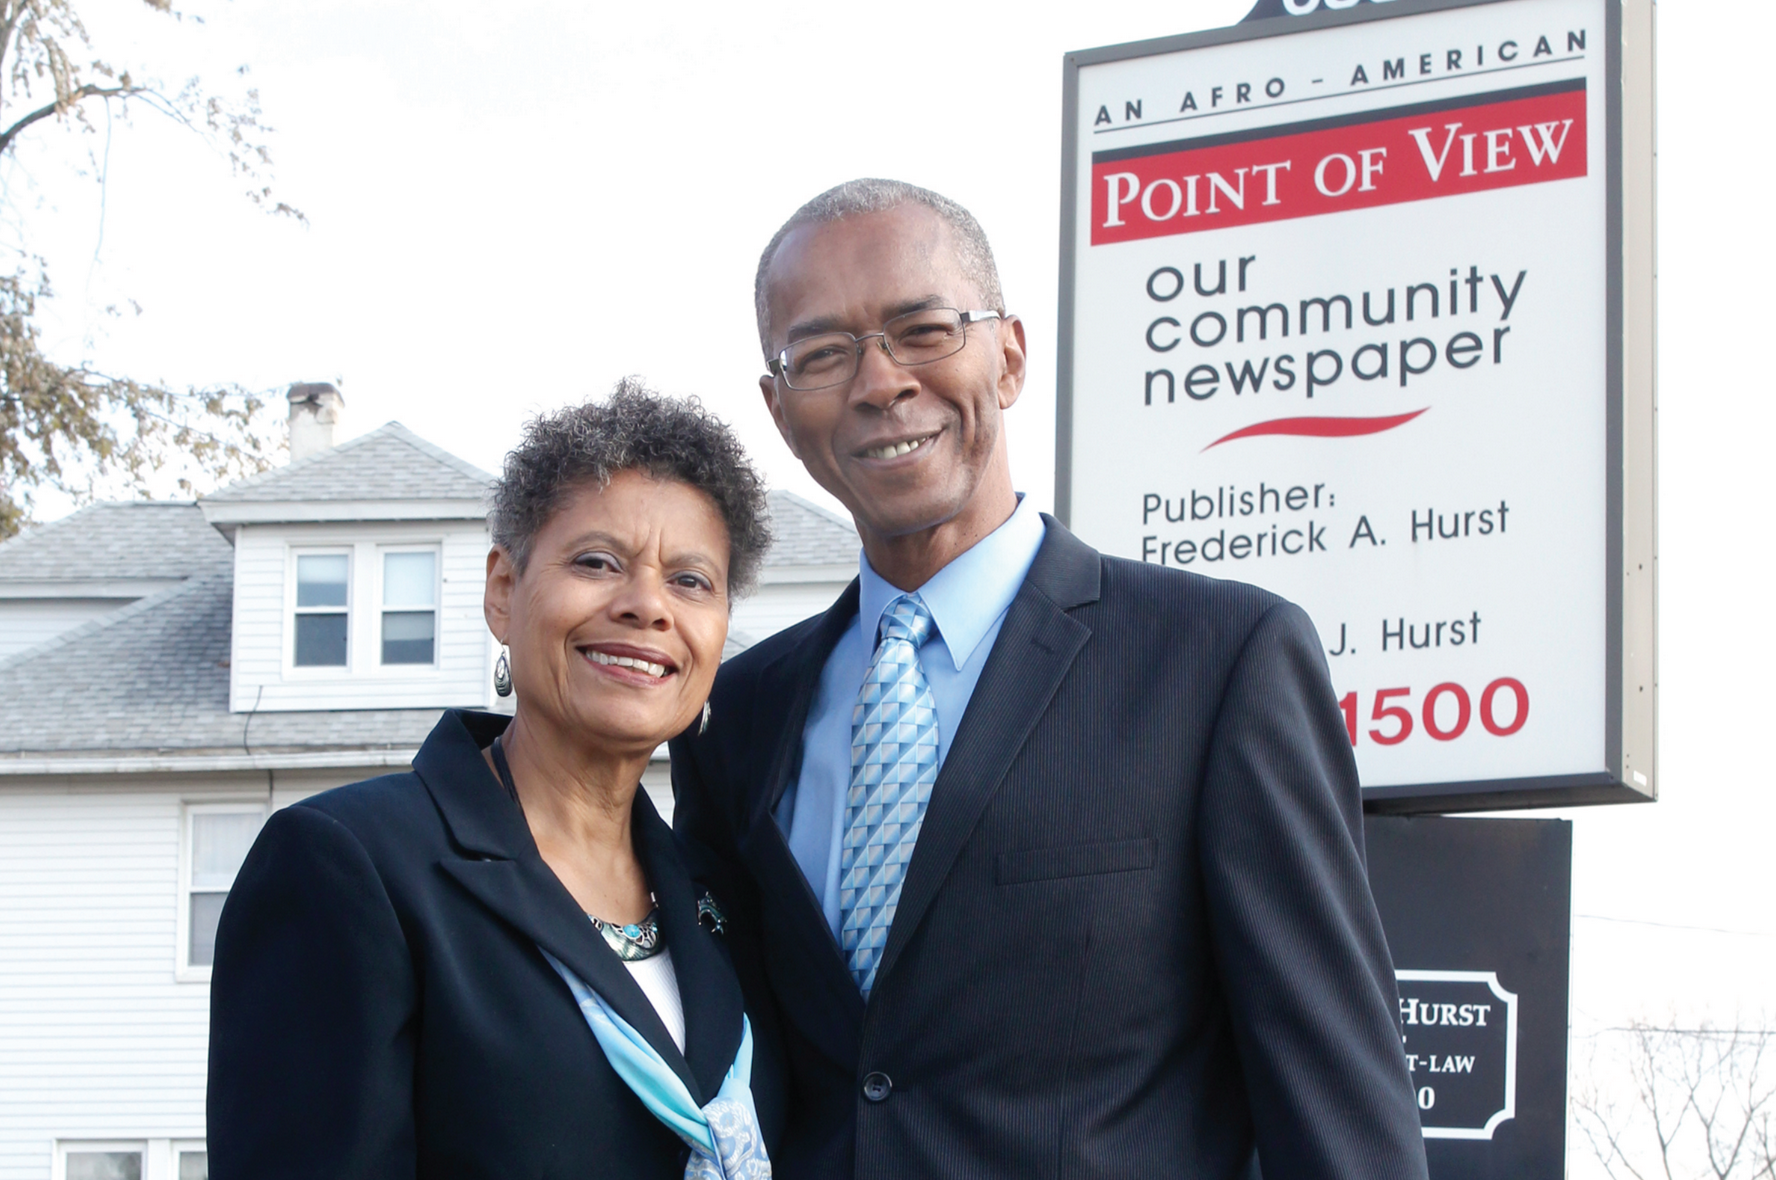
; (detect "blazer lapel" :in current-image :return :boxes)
[633,788,741,1104]
[417,711,702,1101]
[439,857,699,1098]
[736,584,871,1051]
[872,519,1103,992]
[762,580,859,816]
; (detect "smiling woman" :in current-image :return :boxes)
[206,382,782,1180]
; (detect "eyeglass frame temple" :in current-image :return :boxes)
[766,309,1005,379]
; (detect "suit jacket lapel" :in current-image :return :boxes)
[439,857,701,1098]
[762,580,859,816]
[736,583,871,1050]
[873,519,1103,992]
[417,711,705,1102]
[632,787,742,1104]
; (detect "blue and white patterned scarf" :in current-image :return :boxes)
[542,949,771,1180]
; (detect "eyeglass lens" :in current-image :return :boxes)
[779,308,972,391]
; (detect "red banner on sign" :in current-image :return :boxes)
[1090,80,1587,245]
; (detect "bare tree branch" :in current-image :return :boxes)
[0,80,131,154]
[1579,1018,1776,1180]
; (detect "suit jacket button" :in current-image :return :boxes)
[861,1071,892,1102]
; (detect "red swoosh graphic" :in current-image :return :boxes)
[1202,408,1428,451]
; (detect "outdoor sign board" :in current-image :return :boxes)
[1056,0,1656,812]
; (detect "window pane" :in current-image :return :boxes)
[295,554,349,607]
[189,892,227,968]
[381,611,436,665]
[178,1151,208,1180]
[383,551,436,607]
[65,1153,142,1180]
[192,812,263,888]
[294,612,348,666]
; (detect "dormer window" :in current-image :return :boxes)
[283,542,447,677]
[381,549,438,665]
[293,552,350,666]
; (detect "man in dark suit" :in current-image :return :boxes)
[671,179,1429,1180]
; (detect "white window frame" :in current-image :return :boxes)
[170,1139,208,1180]
[54,1141,146,1180]
[375,544,442,671]
[177,802,269,983]
[54,1140,206,1180]
[287,546,353,673]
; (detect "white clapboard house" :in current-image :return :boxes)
[0,389,857,1180]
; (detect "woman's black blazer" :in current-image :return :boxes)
[207,709,785,1180]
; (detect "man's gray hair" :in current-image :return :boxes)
[753,178,1005,360]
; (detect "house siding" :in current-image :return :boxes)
[0,788,209,1180]
[0,602,141,662]
[229,522,492,713]
[732,579,851,644]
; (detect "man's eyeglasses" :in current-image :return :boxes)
[768,307,1003,392]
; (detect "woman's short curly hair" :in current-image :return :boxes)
[488,379,772,598]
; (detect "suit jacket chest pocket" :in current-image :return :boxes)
[995,837,1157,885]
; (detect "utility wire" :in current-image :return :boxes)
[1575,913,1775,939]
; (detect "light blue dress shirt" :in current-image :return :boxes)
[776,494,1048,940]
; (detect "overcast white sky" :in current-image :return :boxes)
[10,0,1772,1122]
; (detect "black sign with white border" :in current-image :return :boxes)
[1366,815,1572,1179]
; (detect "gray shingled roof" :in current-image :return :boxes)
[764,491,857,567]
[0,501,230,584]
[204,421,492,504]
[0,571,440,761]
[0,468,857,764]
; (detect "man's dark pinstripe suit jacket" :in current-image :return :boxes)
[671,515,1430,1180]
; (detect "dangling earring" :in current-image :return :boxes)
[494,648,513,698]
[699,700,711,736]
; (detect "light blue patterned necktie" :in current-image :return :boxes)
[840,593,939,998]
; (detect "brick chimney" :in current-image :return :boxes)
[287,383,344,462]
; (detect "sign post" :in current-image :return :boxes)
[1057,0,1656,813]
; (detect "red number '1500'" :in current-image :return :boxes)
[1336,679,1528,747]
